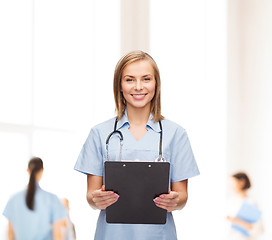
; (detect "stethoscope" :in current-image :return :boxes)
[106,118,165,162]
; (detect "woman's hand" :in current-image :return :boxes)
[153,190,180,212]
[154,180,188,212]
[226,216,253,230]
[91,185,119,210]
[8,222,15,240]
[87,174,119,210]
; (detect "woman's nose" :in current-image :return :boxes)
[135,80,143,90]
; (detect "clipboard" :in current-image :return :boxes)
[231,201,262,237]
[104,161,170,224]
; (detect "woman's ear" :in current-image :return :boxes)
[36,168,44,182]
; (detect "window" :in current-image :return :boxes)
[0,1,120,239]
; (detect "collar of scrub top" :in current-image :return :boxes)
[106,110,165,162]
[115,109,161,133]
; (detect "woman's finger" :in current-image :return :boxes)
[159,191,179,199]
[91,186,119,209]
[96,194,119,209]
[153,191,179,211]
[92,189,113,197]
[154,202,175,212]
[154,198,178,208]
[93,192,119,203]
[154,192,178,204]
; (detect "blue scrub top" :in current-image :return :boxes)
[3,184,67,240]
[74,112,199,240]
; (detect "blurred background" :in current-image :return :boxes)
[0,0,271,239]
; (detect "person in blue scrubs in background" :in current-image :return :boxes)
[74,50,199,240]
[226,172,264,239]
[3,157,67,240]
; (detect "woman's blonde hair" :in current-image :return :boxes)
[113,50,164,122]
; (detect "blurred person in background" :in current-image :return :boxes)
[60,198,76,240]
[2,157,67,240]
[226,172,264,240]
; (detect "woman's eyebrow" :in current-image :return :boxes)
[142,74,152,77]
[123,74,152,78]
[123,75,135,78]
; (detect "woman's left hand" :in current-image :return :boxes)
[153,190,180,212]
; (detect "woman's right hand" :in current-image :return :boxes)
[87,174,119,210]
[91,185,119,210]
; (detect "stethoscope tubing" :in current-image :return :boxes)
[106,118,164,162]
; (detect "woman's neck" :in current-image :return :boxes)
[237,190,247,198]
[126,105,151,126]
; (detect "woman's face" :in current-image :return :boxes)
[121,60,156,111]
[229,177,245,194]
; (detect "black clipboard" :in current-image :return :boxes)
[104,161,170,224]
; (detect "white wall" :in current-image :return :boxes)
[227,0,272,239]
[150,0,227,239]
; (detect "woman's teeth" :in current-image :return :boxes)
[132,94,146,99]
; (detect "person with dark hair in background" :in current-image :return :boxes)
[3,157,67,240]
[226,172,264,240]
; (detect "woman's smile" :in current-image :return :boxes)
[131,94,147,100]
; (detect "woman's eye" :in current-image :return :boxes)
[144,78,150,81]
[126,78,133,82]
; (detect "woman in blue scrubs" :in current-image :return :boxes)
[3,157,67,240]
[74,50,199,240]
[226,172,264,239]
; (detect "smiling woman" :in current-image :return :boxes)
[74,50,199,240]
[121,60,156,112]
[114,51,163,123]
[121,59,156,141]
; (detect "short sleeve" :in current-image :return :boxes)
[50,195,67,223]
[2,197,15,222]
[170,127,199,182]
[74,128,103,176]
